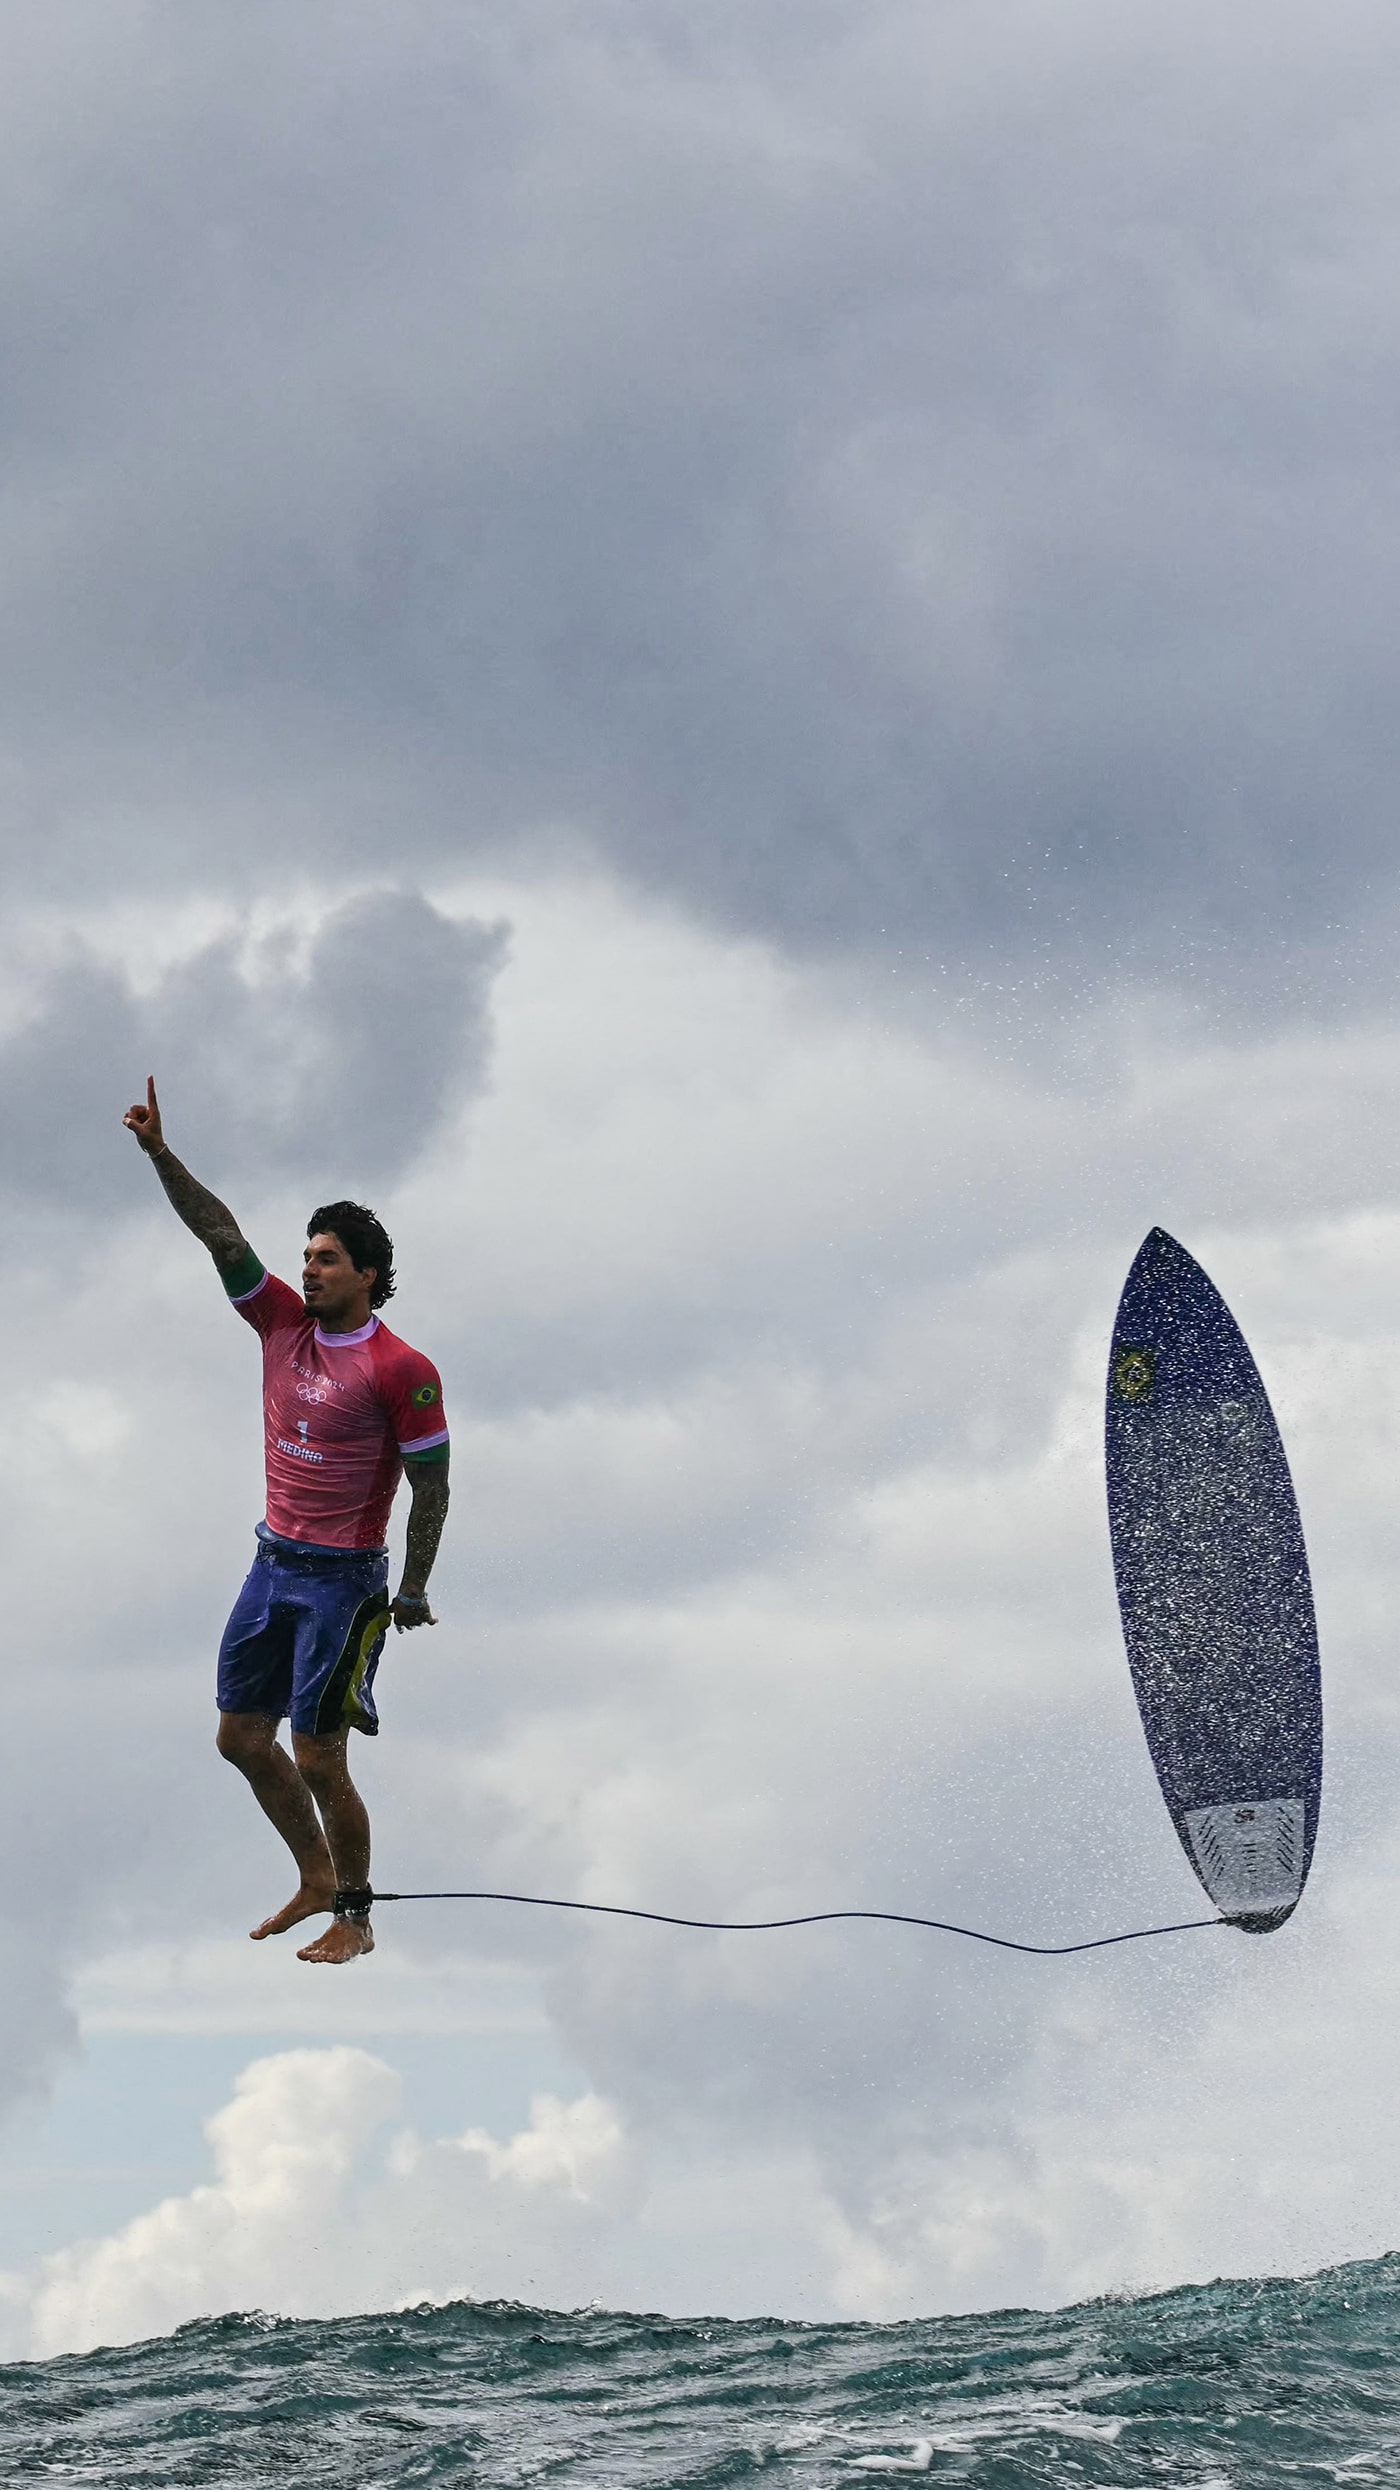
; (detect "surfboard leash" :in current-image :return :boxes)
[358,1889,1225,1955]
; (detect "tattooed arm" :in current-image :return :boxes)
[122,1077,249,1271]
[394,1459,450,1631]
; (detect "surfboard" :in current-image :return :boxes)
[1105,1228,1321,1932]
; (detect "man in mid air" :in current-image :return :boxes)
[123,1078,450,1966]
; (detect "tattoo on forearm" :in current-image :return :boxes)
[149,1149,246,1264]
[402,1476,450,1591]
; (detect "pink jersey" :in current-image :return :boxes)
[227,1261,449,1549]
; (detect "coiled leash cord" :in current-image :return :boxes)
[339,1888,1223,1955]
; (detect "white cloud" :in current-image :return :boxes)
[4,872,1400,2338]
[17,2048,401,2359]
[9,2051,635,2359]
[15,1841,1400,2357]
[438,2090,629,2206]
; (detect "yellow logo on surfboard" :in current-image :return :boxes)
[1113,1345,1156,1403]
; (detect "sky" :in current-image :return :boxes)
[2,0,1400,2355]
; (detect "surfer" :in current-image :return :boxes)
[122,1078,451,1965]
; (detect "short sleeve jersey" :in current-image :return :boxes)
[224,1253,449,1550]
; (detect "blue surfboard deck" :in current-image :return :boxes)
[1105,1228,1321,1932]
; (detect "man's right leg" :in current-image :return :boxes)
[216,1712,337,1939]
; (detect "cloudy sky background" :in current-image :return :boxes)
[2,0,1400,2353]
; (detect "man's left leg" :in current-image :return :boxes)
[291,1728,374,1964]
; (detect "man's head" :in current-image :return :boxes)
[303,1200,396,1329]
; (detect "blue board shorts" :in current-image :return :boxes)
[217,1526,392,1737]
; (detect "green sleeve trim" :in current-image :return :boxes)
[221,1245,266,1301]
[403,1442,451,1468]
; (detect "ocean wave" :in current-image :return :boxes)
[2,2251,1399,2485]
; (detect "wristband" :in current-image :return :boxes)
[396,1591,430,1608]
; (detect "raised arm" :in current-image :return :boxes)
[122,1076,249,1271]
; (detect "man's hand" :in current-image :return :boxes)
[123,1075,165,1155]
[392,1592,437,1634]
[121,1079,248,1266]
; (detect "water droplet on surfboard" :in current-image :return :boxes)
[1106,1228,1322,1932]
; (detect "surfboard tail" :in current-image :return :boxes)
[1181,1796,1305,1931]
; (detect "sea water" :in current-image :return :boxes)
[2,2251,1397,2486]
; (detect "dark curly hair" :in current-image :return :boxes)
[307,1201,397,1309]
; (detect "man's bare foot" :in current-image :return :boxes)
[297,1919,375,1965]
[250,1880,336,1940]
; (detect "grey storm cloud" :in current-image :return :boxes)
[0,2,1396,993]
[1,889,505,1211]
[3,0,1400,2334]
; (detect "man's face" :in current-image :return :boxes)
[302,1231,375,1325]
